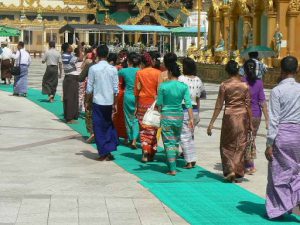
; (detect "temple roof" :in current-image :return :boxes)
[96,0,189,27]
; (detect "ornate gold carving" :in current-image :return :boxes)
[0,3,96,14]
[126,10,147,25]
[181,6,191,16]
[153,12,168,26]
[0,17,81,28]
[136,0,159,11]
[97,2,108,11]
[64,0,86,5]
[212,0,220,17]
[215,51,228,64]
[25,0,40,6]
[104,12,117,25]
[229,0,249,15]
[288,0,300,12]
[264,0,274,12]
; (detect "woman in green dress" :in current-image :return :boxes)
[119,53,141,148]
[156,62,194,176]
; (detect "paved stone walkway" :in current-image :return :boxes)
[0,59,298,224]
[0,60,187,225]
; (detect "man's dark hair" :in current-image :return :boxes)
[183,57,197,76]
[248,51,258,59]
[49,41,55,48]
[97,44,109,58]
[107,53,118,65]
[61,43,70,52]
[281,56,298,74]
[18,41,24,48]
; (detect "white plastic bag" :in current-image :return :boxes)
[142,101,161,128]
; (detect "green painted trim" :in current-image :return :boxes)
[1,85,299,225]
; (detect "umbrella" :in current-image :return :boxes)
[241,45,275,58]
[0,26,20,37]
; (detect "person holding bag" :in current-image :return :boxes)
[12,42,31,97]
[156,62,194,176]
[134,52,162,163]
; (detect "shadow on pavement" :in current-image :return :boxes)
[237,201,300,223]
[76,150,99,160]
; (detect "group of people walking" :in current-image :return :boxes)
[0,41,31,97]
[27,41,300,220]
[207,54,300,219]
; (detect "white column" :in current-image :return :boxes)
[169,33,172,52]
[122,32,125,47]
[85,32,89,45]
[64,31,69,43]
[43,29,47,52]
[20,29,24,42]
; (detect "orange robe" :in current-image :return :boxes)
[134,67,162,156]
[113,75,127,139]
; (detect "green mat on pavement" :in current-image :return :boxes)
[1,85,299,225]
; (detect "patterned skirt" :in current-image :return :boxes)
[245,117,261,168]
[136,98,158,156]
[78,81,86,112]
[180,109,200,163]
[84,93,93,134]
[161,111,183,172]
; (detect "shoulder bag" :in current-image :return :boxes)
[142,100,161,128]
[11,51,21,76]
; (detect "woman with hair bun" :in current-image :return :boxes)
[134,52,162,162]
[207,60,253,183]
[156,62,194,176]
[179,57,205,169]
[242,59,269,175]
[119,52,141,149]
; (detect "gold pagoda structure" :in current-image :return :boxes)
[0,0,97,52]
[205,0,300,62]
[0,0,191,52]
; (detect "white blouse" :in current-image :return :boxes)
[178,75,205,105]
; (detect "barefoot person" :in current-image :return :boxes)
[179,57,205,169]
[134,52,161,162]
[119,52,141,148]
[242,59,269,175]
[265,56,300,219]
[207,60,252,183]
[157,61,193,176]
[42,41,62,102]
[61,43,83,123]
[86,45,119,161]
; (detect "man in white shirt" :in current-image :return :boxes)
[0,41,13,84]
[86,44,119,161]
[12,42,31,97]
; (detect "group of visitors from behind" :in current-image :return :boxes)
[47,42,205,174]
[207,52,300,219]
[0,41,31,97]
[1,39,299,220]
